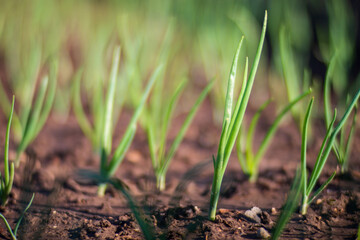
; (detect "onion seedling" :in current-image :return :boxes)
[73,47,122,152]
[0,193,35,240]
[300,89,360,215]
[0,60,58,167]
[143,79,214,191]
[0,96,15,206]
[324,55,358,174]
[236,90,311,183]
[208,11,267,221]
[74,46,161,196]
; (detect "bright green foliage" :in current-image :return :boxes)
[0,60,58,166]
[16,61,58,164]
[73,47,122,151]
[208,11,267,221]
[97,66,161,196]
[0,193,35,240]
[143,79,214,191]
[237,90,311,183]
[271,168,303,240]
[73,46,161,196]
[324,55,358,174]
[300,89,360,215]
[0,96,15,206]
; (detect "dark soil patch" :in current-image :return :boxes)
[0,100,359,239]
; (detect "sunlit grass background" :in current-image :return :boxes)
[0,0,359,127]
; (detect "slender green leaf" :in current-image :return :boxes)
[246,99,271,167]
[102,47,121,155]
[17,76,48,154]
[254,90,311,165]
[0,213,16,239]
[93,78,105,149]
[146,126,157,169]
[223,37,244,137]
[216,38,245,171]
[308,89,360,195]
[0,80,22,137]
[223,10,267,166]
[107,126,136,177]
[158,79,187,163]
[341,106,357,171]
[33,59,58,137]
[14,193,35,236]
[307,112,336,196]
[308,171,336,205]
[209,10,268,221]
[229,56,249,135]
[324,55,341,161]
[4,96,15,186]
[72,68,96,144]
[107,64,163,177]
[301,98,314,200]
[324,54,337,127]
[0,193,35,240]
[271,168,303,240]
[160,79,214,176]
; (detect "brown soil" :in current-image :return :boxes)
[0,100,359,240]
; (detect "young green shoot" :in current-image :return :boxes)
[0,193,35,240]
[237,90,311,183]
[324,55,358,174]
[0,96,15,206]
[209,10,267,221]
[73,47,161,196]
[300,89,360,215]
[72,47,121,152]
[271,168,303,240]
[0,60,58,167]
[144,79,214,191]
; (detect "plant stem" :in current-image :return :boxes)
[301,195,308,215]
[97,184,107,197]
[156,174,166,191]
[249,170,258,183]
[209,166,224,221]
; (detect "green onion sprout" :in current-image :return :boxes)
[208,10,267,221]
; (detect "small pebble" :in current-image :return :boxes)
[244,206,262,223]
[257,227,270,239]
[271,207,277,215]
[251,207,262,214]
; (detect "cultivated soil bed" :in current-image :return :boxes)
[0,100,359,239]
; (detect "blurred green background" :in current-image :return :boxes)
[0,0,359,121]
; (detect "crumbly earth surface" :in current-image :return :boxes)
[0,99,359,239]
